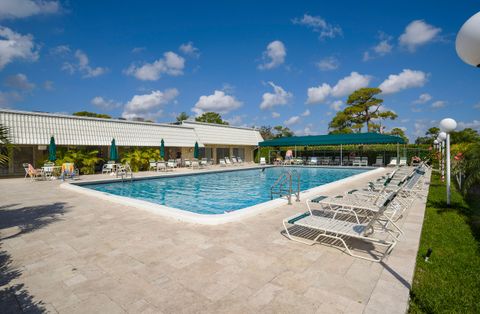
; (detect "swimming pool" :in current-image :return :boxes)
[81,167,368,215]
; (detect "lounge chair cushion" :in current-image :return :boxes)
[294,215,368,237]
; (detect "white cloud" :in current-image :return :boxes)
[179,42,200,57]
[316,56,339,71]
[258,40,286,70]
[374,39,393,55]
[0,26,38,70]
[458,120,480,130]
[474,103,480,110]
[226,115,247,126]
[0,90,22,107]
[431,100,446,109]
[192,90,242,115]
[399,20,441,51]
[306,83,332,104]
[122,89,179,120]
[306,72,371,104]
[301,109,310,117]
[91,96,121,110]
[49,45,70,56]
[271,112,280,118]
[43,80,54,90]
[284,115,300,126]
[363,33,394,61]
[331,72,371,97]
[131,47,146,53]
[413,93,432,104]
[259,82,293,110]
[62,49,108,78]
[126,51,185,81]
[330,100,343,111]
[0,0,60,20]
[292,14,342,39]
[4,73,35,90]
[379,69,427,94]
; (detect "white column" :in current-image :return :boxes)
[446,134,451,205]
[441,142,445,181]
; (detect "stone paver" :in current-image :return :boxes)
[0,166,429,313]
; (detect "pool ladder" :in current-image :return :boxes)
[270,169,300,205]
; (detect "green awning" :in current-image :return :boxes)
[259,133,405,147]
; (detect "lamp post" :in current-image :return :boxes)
[440,119,457,206]
[437,133,446,182]
[433,139,439,169]
[456,12,480,67]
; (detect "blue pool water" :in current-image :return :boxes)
[83,167,368,214]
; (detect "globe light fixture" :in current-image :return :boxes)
[439,118,457,206]
[433,139,439,145]
[438,131,447,141]
[456,12,480,67]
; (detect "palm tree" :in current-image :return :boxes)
[0,123,11,166]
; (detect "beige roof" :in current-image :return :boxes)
[0,109,203,147]
[180,121,263,146]
[0,109,264,147]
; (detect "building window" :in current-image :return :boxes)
[199,147,213,159]
[232,148,245,160]
[216,147,230,162]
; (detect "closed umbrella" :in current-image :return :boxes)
[109,138,118,161]
[160,139,165,159]
[194,141,199,159]
[48,136,56,162]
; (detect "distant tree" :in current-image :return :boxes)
[389,127,409,143]
[273,125,294,138]
[415,127,440,144]
[259,126,274,140]
[195,112,229,125]
[176,112,190,122]
[328,87,397,133]
[450,128,480,143]
[328,111,355,134]
[73,111,111,119]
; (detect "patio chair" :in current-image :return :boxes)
[308,157,318,165]
[61,163,79,181]
[387,157,398,167]
[231,157,239,165]
[25,163,44,181]
[192,160,200,169]
[167,159,177,170]
[184,159,192,168]
[102,162,115,174]
[373,156,383,167]
[352,157,361,166]
[219,159,227,167]
[361,157,368,167]
[283,191,401,262]
[200,158,209,167]
[399,157,407,166]
[156,161,167,172]
[225,157,233,166]
[236,157,244,165]
[333,156,341,166]
[260,157,266,165]
[148,160,157,171]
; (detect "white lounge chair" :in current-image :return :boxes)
[156,161,167,172]
[260,157,266,165]
[352,157,361,166]
[308,157,318,165]
[191,160,200,169]
[283,191,401,262]
[387,157,398,167]
[184,159,192,168]
[167,159,176,170]
[360,157,368,167]
[225,157,233,166]
[200,158,209,167]
[219,159,226,167]
[102,161,116,174]
[148,160,157,171]
[236,157,244,165]
[399,157,407,166]
[231,157,239,165]
[373,156,383,167]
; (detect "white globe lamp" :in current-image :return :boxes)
[433,139,439,145]
[440,118,458,133]
[438,132,447,141]
[456,12,480,67]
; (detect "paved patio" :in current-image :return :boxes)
[0,166,428,313]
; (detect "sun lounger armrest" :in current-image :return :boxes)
[286,212,311,224]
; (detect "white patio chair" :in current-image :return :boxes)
[156,161,167,172]
[361,157,368,167]
[352,157,361,166]
[260,157,266,165]
[387,157,398,167]
[225,157,233,166]
[219,159,227,167]
[373,156,383,167]
[148,160,157,171]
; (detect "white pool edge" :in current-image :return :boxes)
[61,167,385,225]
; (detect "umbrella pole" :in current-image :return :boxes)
[340,144,343,166]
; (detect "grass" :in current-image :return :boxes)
[409,174,480,313]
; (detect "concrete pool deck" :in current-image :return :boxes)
[0,165,429,313]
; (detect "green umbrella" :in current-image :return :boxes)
[160,139,165,159]
[109,138,118,161]
[194,141,199,159]
[48,136,56,162]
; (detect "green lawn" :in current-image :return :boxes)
[409,174,480,313]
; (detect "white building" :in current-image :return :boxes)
[0,109,263,176]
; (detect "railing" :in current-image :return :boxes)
[270,169,300,204]
[116,163,134,182]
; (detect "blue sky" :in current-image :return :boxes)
[0,0,479,141]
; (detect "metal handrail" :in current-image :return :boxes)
[270,169,301,204]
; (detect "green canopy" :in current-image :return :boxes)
[48,136,56,162]
[194,141,199,159]
[259,132,406,147]
[160,139,165,159]
[109,138,118,161]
